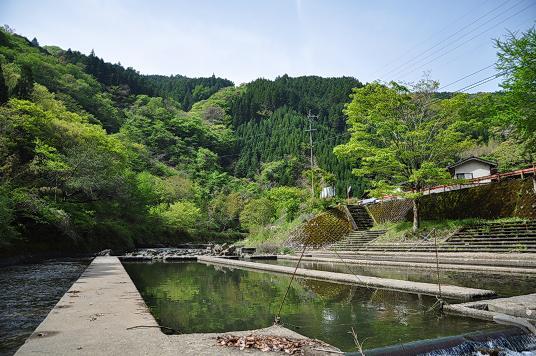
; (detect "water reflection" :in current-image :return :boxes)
[124,262,499,352]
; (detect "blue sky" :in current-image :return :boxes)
[1,0,534,92]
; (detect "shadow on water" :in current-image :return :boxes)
[0,259,89,356]
[123,261,502,352]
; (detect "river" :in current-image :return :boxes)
[0,258,90,356]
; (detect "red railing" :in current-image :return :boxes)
[423,164,536,195]
[378,164,536,200]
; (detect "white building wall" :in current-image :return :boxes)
[454,161,492,181]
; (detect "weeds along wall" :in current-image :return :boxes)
[417,177,536,220]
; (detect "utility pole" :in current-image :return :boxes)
[305,111,318,198]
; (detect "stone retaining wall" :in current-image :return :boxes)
[367,178,536,223]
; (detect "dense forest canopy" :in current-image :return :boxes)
[58,47,234,111]
[230,75,365,195]
[0,26,533,255]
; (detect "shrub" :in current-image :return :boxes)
[159,201,201,230]
[239,197,275,230]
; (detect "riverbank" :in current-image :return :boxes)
[14,254,536,354]
[0,230,246,267]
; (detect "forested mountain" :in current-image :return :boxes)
[57,48,234,111]
[0,28,246,255]
[1,28,362,255]
[0,26,533,256]
[230,75,365,195]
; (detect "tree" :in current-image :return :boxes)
[239,197,275,230]
[266,186,306,222]
[334,79,471,231]
[208,191,246,230]
[0,66,7,104]
[202,105,225,124]
[159,201,201,230]
[31,37,39,47]
[14,64,33,99]
[495,27,536,155]
[256,157,304,188]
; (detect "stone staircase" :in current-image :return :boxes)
[322,205,381,251]
[328,230,387,251]
[347,205,374,230]
[356,220,536,253]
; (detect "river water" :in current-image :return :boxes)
[124,261,503,352]
[0,259,89,356]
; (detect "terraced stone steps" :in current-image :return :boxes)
[450,234,536,239]
[347,205,374,230]
[347,221,536,254]
[328,230,386,251]
[358,246,536,253]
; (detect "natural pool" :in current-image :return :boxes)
[262,259,536,297]
[124,261,501,352]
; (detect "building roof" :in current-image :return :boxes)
[447,156,498,170]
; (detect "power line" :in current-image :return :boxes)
[392,1,535,80]
[434,15,534,71]
[371,0,490,78]
[378,0,515,80]
[437,63,496,91]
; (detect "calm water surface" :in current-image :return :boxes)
[262,259,536,297]
[0,259,89,356]
[124,262,500,352]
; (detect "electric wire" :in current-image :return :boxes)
[381,0,526,80]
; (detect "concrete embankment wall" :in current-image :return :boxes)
[198,256,495,301]
[290,207,352,246]
[277,254,536,275]
[367,178,536,223]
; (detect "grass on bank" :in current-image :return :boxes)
[370,216,528,242]
[241,216,305,254]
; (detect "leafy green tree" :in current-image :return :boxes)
[208,191,246,231]
[1,62,21,96]
[266,186,306,222]
[334,79,471,230]
[158,201,201,230]
[239,197,276,230]
[0,66,8,104]
[0,185,17,241]
[301,167,336,198]
[495,27,536,154]
[257,157,304,188]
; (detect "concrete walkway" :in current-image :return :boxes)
[304,251,536,269]
[444,293,536,336]
[198,256,496,301]
[15,257,324,356]
[445,293,536,322]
